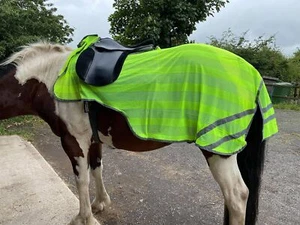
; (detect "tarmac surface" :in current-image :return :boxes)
[1,109,300,225]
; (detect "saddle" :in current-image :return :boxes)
[76,37,154,86]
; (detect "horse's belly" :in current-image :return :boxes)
[98,111,169,151]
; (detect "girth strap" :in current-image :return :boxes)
[84,101,100,143]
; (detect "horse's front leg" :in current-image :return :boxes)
[89,143,111,213]
[205,153,249,225]
[61,134,98,225]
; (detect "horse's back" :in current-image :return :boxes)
[54,42,277,155]
[123,43,261,85]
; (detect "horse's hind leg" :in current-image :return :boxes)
[207,154,249,225]
[89,143,111,213]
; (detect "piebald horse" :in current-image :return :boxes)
[0,42,267,225]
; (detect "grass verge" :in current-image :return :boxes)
[0,116,41,141]
[274,103,300,111]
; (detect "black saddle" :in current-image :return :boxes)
[76,37,154,86]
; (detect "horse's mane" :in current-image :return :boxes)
[1,42,72,66]
[0,42,73,89]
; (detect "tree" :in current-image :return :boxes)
[109,0,229,48]
[208,29,290,81]
[0,0,74,60]
[287,49,300,83]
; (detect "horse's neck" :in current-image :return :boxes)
[18,52,72,131]
[0,51,69,121]
[0,66,36,119]
[14,51,70,91]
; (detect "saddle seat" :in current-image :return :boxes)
[76,37,154,86]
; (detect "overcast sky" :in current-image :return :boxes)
[51,0,299,56]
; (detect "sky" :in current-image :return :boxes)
[51,0,299,56]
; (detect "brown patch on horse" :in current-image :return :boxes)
[200,149,230,166]
[61,134,85,176]
[88,143,102,170]
[200,150,215,166]
[201,150,214,160]
[25,77,85,176]
[0,64,15,78]
[97,104,170,151]
[0,66,84,175]
[0,68,37,119]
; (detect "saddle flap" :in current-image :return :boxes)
[76,47,126,86]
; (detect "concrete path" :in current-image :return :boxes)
[0,135,99,225]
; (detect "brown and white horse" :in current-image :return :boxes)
[0,42,266,225]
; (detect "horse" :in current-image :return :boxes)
[0,41,277,225]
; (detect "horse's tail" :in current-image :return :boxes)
[236,109,266,225]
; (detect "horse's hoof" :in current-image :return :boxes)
[68,214,99,225]
[91,196,111,213]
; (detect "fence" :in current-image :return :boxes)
[265,83,300,104]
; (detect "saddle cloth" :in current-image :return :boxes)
[54,42,278,155]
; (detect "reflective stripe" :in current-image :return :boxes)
[256,80,263,96]
[264,114,276,124]
[261,103,273,113]
[199,127,249,150]
[197,108,256,137]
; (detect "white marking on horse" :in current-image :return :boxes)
[4,42,71,90]
[208,154,249,224]
[99,126,115,148]
[91,161,111,213]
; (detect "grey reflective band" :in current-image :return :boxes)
[259,80,263,90]
[264,114,276,124]
[197,108,257,137]
[200,127,249,150]
[261,103,273,113]
[255,80,264,101]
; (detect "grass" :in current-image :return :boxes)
[0,116,41,141]
[273,102,300,111]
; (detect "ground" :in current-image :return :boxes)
[30,109,300,225]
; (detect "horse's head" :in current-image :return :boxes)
[0,42,72,120]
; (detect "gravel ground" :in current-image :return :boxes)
[31,109,300,225]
